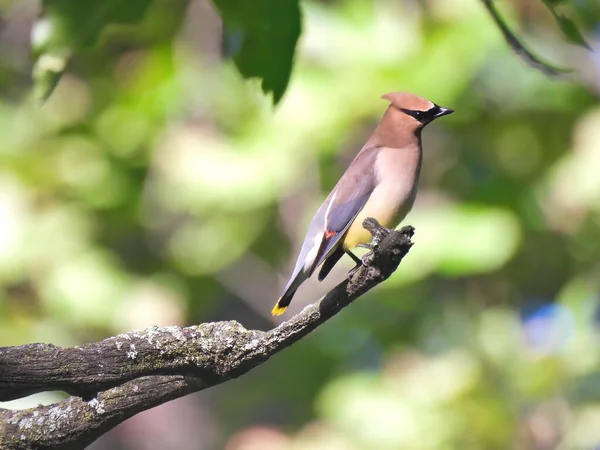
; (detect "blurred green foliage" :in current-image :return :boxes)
[540,0,591,48]
[1,0,600,449]
[32,0,589,104]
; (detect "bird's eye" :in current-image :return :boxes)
[400,108,426,122]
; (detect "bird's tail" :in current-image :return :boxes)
[318,246,344,281]
[271,287,298,316]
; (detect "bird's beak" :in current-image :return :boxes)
[434,106,454,118]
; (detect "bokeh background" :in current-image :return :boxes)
[1,0,600,448]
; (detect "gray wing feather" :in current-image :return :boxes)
[281,146,380,294]
[311,146,380,271]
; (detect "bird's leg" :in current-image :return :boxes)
[346,250,362,265]
[346,250,363,279]
[356,233,384,250]
[348,218,395,279]
[356,237,381,251]
[346,217,392,279]
[346,248,380,279]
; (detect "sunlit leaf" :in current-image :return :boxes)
[214,0,301,105]
[32,51,71,104]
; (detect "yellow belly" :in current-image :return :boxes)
[341,186,416,250]
[342,211,396,249]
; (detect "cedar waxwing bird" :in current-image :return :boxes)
[271,92,454,316]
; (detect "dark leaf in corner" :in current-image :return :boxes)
[33,0,154,102]
[540,0,592,49]
[214,0,302,105]
[554,13,592,49]
[39,0,154,49]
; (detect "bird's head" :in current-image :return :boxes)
[381,92,454,130]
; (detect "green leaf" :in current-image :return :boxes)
[38,0,154,50]
[554,13,592,49]
[213,0,301,105]
[541,0,592,49]
[32,51,71,103]
[31,0,154,102]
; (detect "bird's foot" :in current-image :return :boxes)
[347,218,396,280]
[361,249,376,267]
[346,250,362,280]
[356,234,382,251]
[346,249,376,280]
[347,263,361,280]
[348,219,400,280]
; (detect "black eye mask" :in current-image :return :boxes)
[400,104,454,124]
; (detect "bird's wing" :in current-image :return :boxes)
[308,145,380,273]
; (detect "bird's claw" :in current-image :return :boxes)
[357,235,382,251]
[348,218,394,280]
[347,264,361,280]
[361,250,375,267]
[347,249,377,280]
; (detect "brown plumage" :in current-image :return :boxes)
[272,92,453,316]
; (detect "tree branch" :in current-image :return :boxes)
[0,219,414,450]
[480,0,568,76]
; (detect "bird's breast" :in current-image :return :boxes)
[343,146,422,249]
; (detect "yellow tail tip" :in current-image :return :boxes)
[271,303,287,316]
